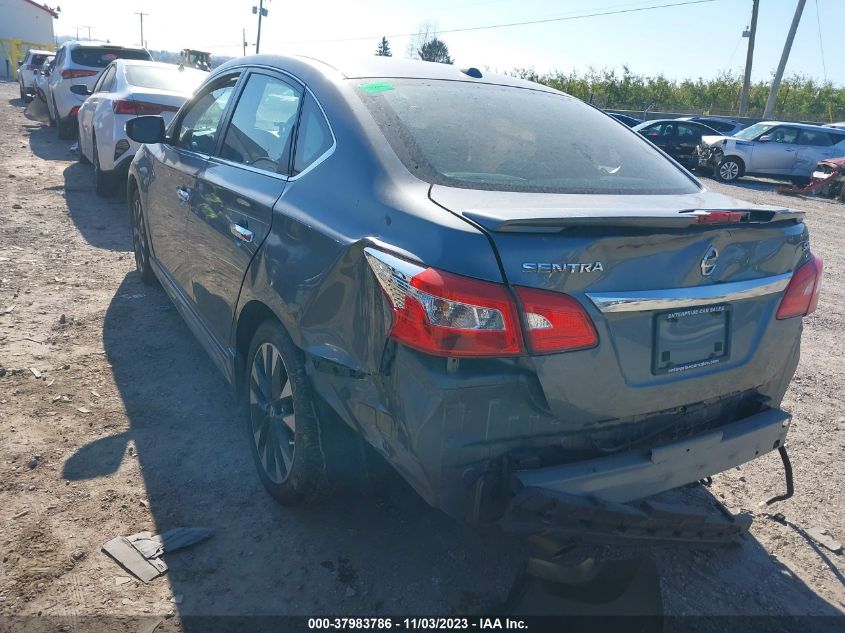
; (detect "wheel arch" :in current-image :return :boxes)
[723,154,746,176]
[234,300,284,394]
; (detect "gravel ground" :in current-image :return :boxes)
[0,82,843,631]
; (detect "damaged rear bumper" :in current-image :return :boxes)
[513,407,791,503]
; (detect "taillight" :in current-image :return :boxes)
[776,253,823,319]
[61,69,98,79]
[69,106,80,118]
[113,100,137,115]
[364,248,598,358]
[365,248,522,357]
[113,100,178,116]
[515,287,598,354]
[693,211,743,225]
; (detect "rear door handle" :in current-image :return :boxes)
[230,223,254,243]
[177,187,191,205]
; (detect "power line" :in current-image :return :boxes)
[814,0,827,82]
[281,0,722,45]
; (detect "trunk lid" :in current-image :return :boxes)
[430,185,807,425]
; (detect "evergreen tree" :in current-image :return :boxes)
[418,38,452,65]
[375,36,392,57]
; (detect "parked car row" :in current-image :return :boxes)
[14,52,823,529]
[606,109,845,184]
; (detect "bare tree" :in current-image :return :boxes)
[406,21,438,59]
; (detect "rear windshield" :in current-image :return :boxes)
[356,79,699,195]
[71,47,151,68]
[30,53,49,66]
[125,65,205,92]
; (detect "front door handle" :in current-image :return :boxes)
[230,223,254,243]
[177,186,191,205]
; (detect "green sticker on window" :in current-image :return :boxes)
[360,82,395,94]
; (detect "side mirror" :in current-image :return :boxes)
[758,134,772,143]
[125,116,167,144]
[70,84,91,96]
[17,60,24,67]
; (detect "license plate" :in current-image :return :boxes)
[653,304,730,375]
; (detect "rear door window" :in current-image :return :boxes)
[292,93,333,175]
[219,73,302,175]
[71,47,151,68]
[175,75,239,155]
[797,129,833,147]
[31,54,48,66]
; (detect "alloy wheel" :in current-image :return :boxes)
[719,160,740,181]
[249,342,296,484]
[132,196,148,274]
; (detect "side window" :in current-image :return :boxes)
[293,93,333,175]
[176,75,239,155]
[220,73,302,175]
[93,65,114,93]
[677,123,699,138]
[768,127,800,144]
[797,130,832,147]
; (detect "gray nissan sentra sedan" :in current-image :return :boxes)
[124,55,822,529]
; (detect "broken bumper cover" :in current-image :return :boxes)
[514,407,791,503]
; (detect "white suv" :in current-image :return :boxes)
[17,49,53,102]
[46,41,152,139]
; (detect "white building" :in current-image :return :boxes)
[0,0,58,79]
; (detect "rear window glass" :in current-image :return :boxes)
[30,54,48,66]
[71,47,151,68]
[356,79,699,195]
[125,65,205,92]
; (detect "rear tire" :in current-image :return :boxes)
[244,321,333,506]
[77,127,90,165]
[18,82,25,102]
[48,95,57,127]
[57,115,75,140]
[715,157,743,182]
[93,136,115,197]
[130,190,156,286]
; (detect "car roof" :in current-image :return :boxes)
[63,40,147,51]
[213,54,557,94]
[27,49,53,55]
[757,120,843,133]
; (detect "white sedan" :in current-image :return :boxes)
[76,59,206,196]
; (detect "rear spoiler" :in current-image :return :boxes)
[463,207,805,233]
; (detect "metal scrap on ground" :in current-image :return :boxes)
[102,527,212,583]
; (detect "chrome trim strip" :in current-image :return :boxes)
[586,272,792,313]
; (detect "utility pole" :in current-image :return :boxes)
[77,25,93,40]
[243,27,248,56]
[764,0,806,119]
[134,12,148,49]
[253,0,269,54]
[739,0,759,117]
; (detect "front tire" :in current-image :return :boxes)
[130,190,156,286]
[245,321,332,506]
[715,157,743,182]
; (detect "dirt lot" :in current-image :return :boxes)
[1,81,843,629]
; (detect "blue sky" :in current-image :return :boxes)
[55,0,843,84]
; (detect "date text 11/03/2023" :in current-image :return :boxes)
[307,618,529,630]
